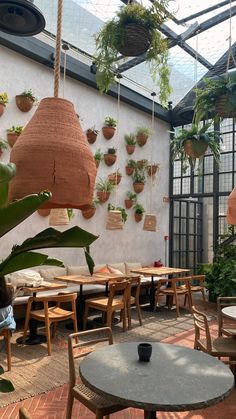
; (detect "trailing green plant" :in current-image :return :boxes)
[0,139,8,150]
[106,147,117,155]
[94,149,103,162]
[7,126,24,135]
[95,1,172,106]
[170,123,222,173]
[96,177,115,193]
[67,208,74,221]
[136,126,152,138]
[0,92,8,105]
[134,202,145,215]
[124,133,136,145]
[132,168,146,184]
[19,89,37,102]
[108,203,128,223]
[194,74,236,124]
[104,117,117,128]
[91,196,100,207]
[126,190,137,202]
[126,159,136,168]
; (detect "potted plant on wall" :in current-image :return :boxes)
[147,162,159,176]
[132,169,146,193]
[94,149,103,168]
[134,203,145,222]
[125,159,136,176]
[136,126,151,147]
[124,190,137,209]
[0,139,8,157]
[102,117,117,140]
[170,123,222,173]
[96,178,115,203]
[15,89,37,112]
[6,125,24,147]
[104,147,117,166]
[0,92,8,117]
[82,197,100,219]
[137,159,148,170]
[124,133,136,154]
[86,126,99,144]
[108,203,128,223]
[108,169,122,185]
[94,1,172,106]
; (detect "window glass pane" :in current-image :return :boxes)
[221,132,233,152]
[219,196,227,217]
[219,173,232,192]
[173,160,181,177]
[182,177,190,194]
[219,153,232,172]
[204,155,213,174]
[173,202,179,217]
[173,179,181,195]
[220,118,233,133]
[203,175,213,193]
[194,175,202,193]
[181,202,187,217]
[173,218,179,234]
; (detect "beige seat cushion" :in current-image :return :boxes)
[39,267,67,280]
[125,262,142,276]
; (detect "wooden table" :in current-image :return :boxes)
[17,281,67,345]
[222,306,236,321]
[55,273,127,329]
[130,267,190,311]
[80,341,234,419]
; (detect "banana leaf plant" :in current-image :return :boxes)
[0,162,98,392]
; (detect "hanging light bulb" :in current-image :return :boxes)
[227,186,236,224]
[0,0,45,36]
[49,208,69,226]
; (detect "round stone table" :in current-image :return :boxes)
[79,342,234,419]
[222,306,236,321]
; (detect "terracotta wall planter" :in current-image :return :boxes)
[125,199,134,209]
[183,139,208,158]
[135,213,143,222]
[15,95,34,112]
[136,134,148,147]
[126,166,134,176]
[37,208,51,217]
[86,131,97,144]
[126,145,135,155]
[104,154,117,166]
[97,191,110,203]
[7,132,20,147]
[0,103,5,117]
[133,182,144,193]
[82,207,96,219]
[102,126,115,140]
[108,173,122,185]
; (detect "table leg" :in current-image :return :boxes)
[144,410,157,418]
[142,276,156,312]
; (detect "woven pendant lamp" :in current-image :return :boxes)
[227,186,236,224]
[49,208,69,226]
[8,0,96,210]
[106,210,123,230]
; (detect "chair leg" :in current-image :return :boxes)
[175,293,180,317]
[201,288,206,306]
[184,294,187,306]
[66,393,74,419]
[6,331,11,371]
[122,306,127,332]
[23,309,31,343]
[45,317,52,356]
[136,301,142,326]
[83,304,89,330]
[52,321,57,339]
[106,309,113,329]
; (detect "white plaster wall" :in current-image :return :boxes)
[0,44,170,267]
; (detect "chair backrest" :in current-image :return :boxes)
[192,306,212,353]
[19,407,32,419]
[68,327,113,389]
[128,276,141,300]
[217,296,236,335]
[156,276,192,293]
[108,280,130,306]
[191,274,205,286]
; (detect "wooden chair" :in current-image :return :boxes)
[183,275,206,306]
[66,327,125,419]
[127,276,142,329]
[83,281,130,331]
[23,293,78,355]
[192,306,236,377]
[154,276,193,317]
[0,329,11,371]
[217,296,236,337]
[19,407,32,419]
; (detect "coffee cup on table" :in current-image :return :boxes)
[138,343,152,362]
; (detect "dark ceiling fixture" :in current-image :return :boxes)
[0,0,45,36]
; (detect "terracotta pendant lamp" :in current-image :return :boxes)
[227,186,236,224]
[8,0,96,211]
[49,208,69,226]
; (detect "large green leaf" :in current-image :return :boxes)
[0,163,16,208]
[0,252,64,276]
[84,246,95,275]
[0,191,51,238]
[0,378,14,392]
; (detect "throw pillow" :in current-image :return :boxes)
[5,269,44,288]
[107,265,124,275]
[95,266,110,274]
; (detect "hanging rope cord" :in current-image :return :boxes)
[115,76,121,208]
[226,0,236,74]
[149,92,156,213]
[54,0,63,98]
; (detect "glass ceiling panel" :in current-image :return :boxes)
[34,0,236,106]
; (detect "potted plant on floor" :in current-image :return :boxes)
[82,197,100,219]
[132,169,146,193]
[94,149,103,168]
[0,92,8,117]
[104,147,117,166]
[170,123,222,173]
[124,190,137,209]
[6,125,24,147]
[134,203,145,222]
[86,126,99,144]
[108,169,122,185]
[94,1,172,106]
[15,89,37,112]
[124,133,136,155]
[147,162,159,176]
[96,178,115,203]
[136,126,151,147]
[102,117,117,140]
[108,203,128,223]
[0,139,8,157]
[125,159,136,176]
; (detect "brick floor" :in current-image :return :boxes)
[0,297,235,418]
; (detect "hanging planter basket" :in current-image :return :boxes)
[134,212,143,223]
[215,95,236,118]
[102,126,116,140]
[125,199,134,209]
[133,182,144,193]
[82,207,96,219]
[15,95,34,112]
[143,214,157,232]
[108,173,122,185]
[104,153,117,166]
[86,131,98,144]
[126,145,135,155]
[183,139,208,158]
[136,134,148,147]
[126,166,135,176]
[118,24,151,57]
[97,191,110,203]
[147,164,159,177]
[7,132,20,148]
[0,103,5,117]
[106,210,123,230]
[37,208,51,217]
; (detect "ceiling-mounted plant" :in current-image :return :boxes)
[95,1,172,106]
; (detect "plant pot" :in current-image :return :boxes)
[86,131,97,144]
[95,159,100,168]
[125,199,134,209]
[126,166,134,176]
[133,182,144,193]
[118,23,151,57]
[0,103,5,117]
[136,134,148,147]
[37,208,51,217]
[183,139,208,158]
[102,126,115,140]
[108,173,122,185]
[97,191,110,203]
[104,153,117,166]
[126,145,135,155]
[15,95,34,112]
[147,165,159,176]
[137,160,147,169]
[7,132,20,147]
[135,212,143,222]
[82,207,96,219]
[215,94,236,118]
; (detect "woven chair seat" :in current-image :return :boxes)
[85,296,124,309]
[73,383,123,411]
[31,306,73,320]
[198,336,236,357]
